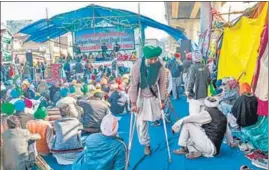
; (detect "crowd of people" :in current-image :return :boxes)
[0,44,266,170]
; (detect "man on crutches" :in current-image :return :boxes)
[128,45,168,156]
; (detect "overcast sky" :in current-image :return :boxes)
[1,2,169,40]
[1,2,258,40]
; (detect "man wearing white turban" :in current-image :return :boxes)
[172,97,236,159]
[72,114,127,170]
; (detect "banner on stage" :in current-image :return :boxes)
[75,27,135,52]
[48,64,62,83]
[91,60,133,70]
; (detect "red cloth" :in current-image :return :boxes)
[186,52,192,60]
[115,78,122,85]
[91,74,96,80]
[174,53,181,58]
[252,24,268,91]
[257,98,268,116]
[9,66,14,78]
[24,98,33,108]
[252,24,268,116]
[118,84,125,91]
[239,83,251,95]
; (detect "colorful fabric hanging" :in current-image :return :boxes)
[218,3,268,84]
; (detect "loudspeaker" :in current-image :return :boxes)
[176,40,191,59]
[26,52,34,80]
[26,52,33,67]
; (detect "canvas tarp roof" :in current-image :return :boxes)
[19,4,187,43]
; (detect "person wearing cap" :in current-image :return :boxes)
[77,89,110,133]
[26,107,53,155]
[2,115,41,170]
[129,45,166,155]
[185,51,210,113]
[108,84,129,115]
[172,96,236,159]
[72,114,126,170]
[167,53,184,100]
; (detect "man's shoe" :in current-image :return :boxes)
[144,145,151,156]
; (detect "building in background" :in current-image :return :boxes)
[164,2,224,53]
[1,25,13,63]
[2,20,73,64]
[145,38,167,57]
[145,38,160,47]
[6,20,33,35]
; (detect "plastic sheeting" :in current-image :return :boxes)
[239,116,268,152]
[252,24,268,116]
[19,5,187,43]
[217,2,268,84]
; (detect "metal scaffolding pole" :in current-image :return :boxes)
[46,8,52,64]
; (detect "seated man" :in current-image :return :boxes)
[13,100,34,129]
[1,103,15,146]
[37,79,48,94]
[2,116,41,170]
[217,78,239,115]
[50,104,83,165]
[77,89,110,133]
[22,80,35,99]
[72,114,126,170]
[48,82,61,106]
[26,107,53,156]
[227,83,258,129]
[108,84,128,115]
[172,97,236,159]
[56,88,82,119]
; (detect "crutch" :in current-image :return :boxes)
[157,84,172,163]
[165,98,180,121]
[125,88,141,170]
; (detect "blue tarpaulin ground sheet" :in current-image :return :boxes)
[42,97,261,170]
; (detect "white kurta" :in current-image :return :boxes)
[137,97,161,122]
[172,108,233,157]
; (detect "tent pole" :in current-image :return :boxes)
[228,6,231,24]
[46,8,52,64]
[72,32,75,59]
[138,3,143,58]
